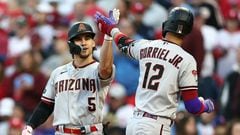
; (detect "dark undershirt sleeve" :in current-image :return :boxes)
[27,101,54,129]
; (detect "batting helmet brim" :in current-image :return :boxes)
[68,31,95,41]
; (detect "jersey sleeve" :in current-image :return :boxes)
[127,39,149,60]
[178,56,198,91]
[41,70,56,104]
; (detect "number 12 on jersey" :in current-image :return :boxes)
[142,62,164,91]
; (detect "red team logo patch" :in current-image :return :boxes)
[192,70,197,76]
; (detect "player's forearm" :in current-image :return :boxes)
[184,98,205,115]
[181,90,205,115]
[27,101,54,129]
[110,28,135,54]
[99,36,114,79]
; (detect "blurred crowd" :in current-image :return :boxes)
[0,0,240,135]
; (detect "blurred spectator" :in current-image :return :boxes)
[68,0,107,29]
[0,59,6,99]
[214,124,227,135]
[174,111,198,135]
[198,75,220,107]
[219,0,240,22]
[22,0,38,15]
[32,2,55,52]
[113,19,140,96]
[11,103,25,121]
[47,0,62,28]
[216,9,240,80]
[56,16,70,33]
[140,0,168,29]
[8,117,24,135]
[7,103,28,135]
[130,2,155,40]
[3,51,47,120]
[220,47,240,121]
[7,15,31,59]
[40,31,72,77]
[30,32,50,60]
[0,13,9,61]
[170,0,194,12]
[103,83,134,129]
[197,112,216,135]
[0,98,15,135]
[67,0,87,23]
[84,0,107,18]
[116,0,131,20]
[189,0,224,29]
[156,0,172,10]
[114,52,139,97]
[226,119,240,135]
[97,0,118,13]
[195,8,220,105]
[199,6,218,78]
[182,11,205,77]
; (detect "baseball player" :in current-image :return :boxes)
[95,7,215,135]
[22,9,120,135]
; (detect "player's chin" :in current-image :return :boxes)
[79,52,90,58]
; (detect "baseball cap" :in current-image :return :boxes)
[0,98,15,116]
[225,9,239,20]
[131,2,145,14]
[109,83,126,99]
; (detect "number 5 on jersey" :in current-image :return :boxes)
[88,97,96,111]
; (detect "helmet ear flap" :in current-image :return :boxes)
[68,41,82,55]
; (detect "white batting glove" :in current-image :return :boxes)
[198,97,214,113]
[104,8,120,40]
[112,8,120,23]
[198,97,204,102]
[22,125,33,135]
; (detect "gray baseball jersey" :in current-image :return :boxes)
[41,61,115,126]
[126,39,198,119]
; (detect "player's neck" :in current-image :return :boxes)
[164,33,183,46]
[73,55,94,68]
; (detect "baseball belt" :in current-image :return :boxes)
[134,110,174,126]
[56,124,99,134]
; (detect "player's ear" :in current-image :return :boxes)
[92,41,96,48]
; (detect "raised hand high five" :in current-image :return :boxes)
[95,9,120,36]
